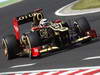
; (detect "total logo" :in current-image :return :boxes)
[0,0,8,2]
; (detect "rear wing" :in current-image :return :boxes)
[12,8,44,40]
[13,8,44,25]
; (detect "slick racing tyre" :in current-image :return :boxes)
[26,32,41,59]
[74,17,91,36]
[2,34,20,60]
[74,17,91,43]
[26,31,41,47]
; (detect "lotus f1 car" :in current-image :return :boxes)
[2,8,97,60]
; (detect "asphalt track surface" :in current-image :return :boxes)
[0,0,100,73]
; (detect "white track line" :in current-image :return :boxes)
[10,63,36,68]
[0,0,8,2]
[0,0,23,8]
[83,56,100,60]
[55,0,100,16]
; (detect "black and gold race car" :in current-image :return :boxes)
[2,8,97,60]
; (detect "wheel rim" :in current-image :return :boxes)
[2,39,8,56]
[26,35,32,58]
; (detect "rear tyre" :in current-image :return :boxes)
[2,34,20,60]
[26,32,41,59]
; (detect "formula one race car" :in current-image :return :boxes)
[2,8,97,60]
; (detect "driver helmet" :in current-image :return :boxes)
[39,18,48,25]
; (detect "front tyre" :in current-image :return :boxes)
[74,17,92,43]
[74,17,91,36]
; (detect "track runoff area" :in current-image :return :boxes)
[0,0,22,8]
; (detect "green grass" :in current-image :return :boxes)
[0,0,22,7]
[72,0,100,10]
